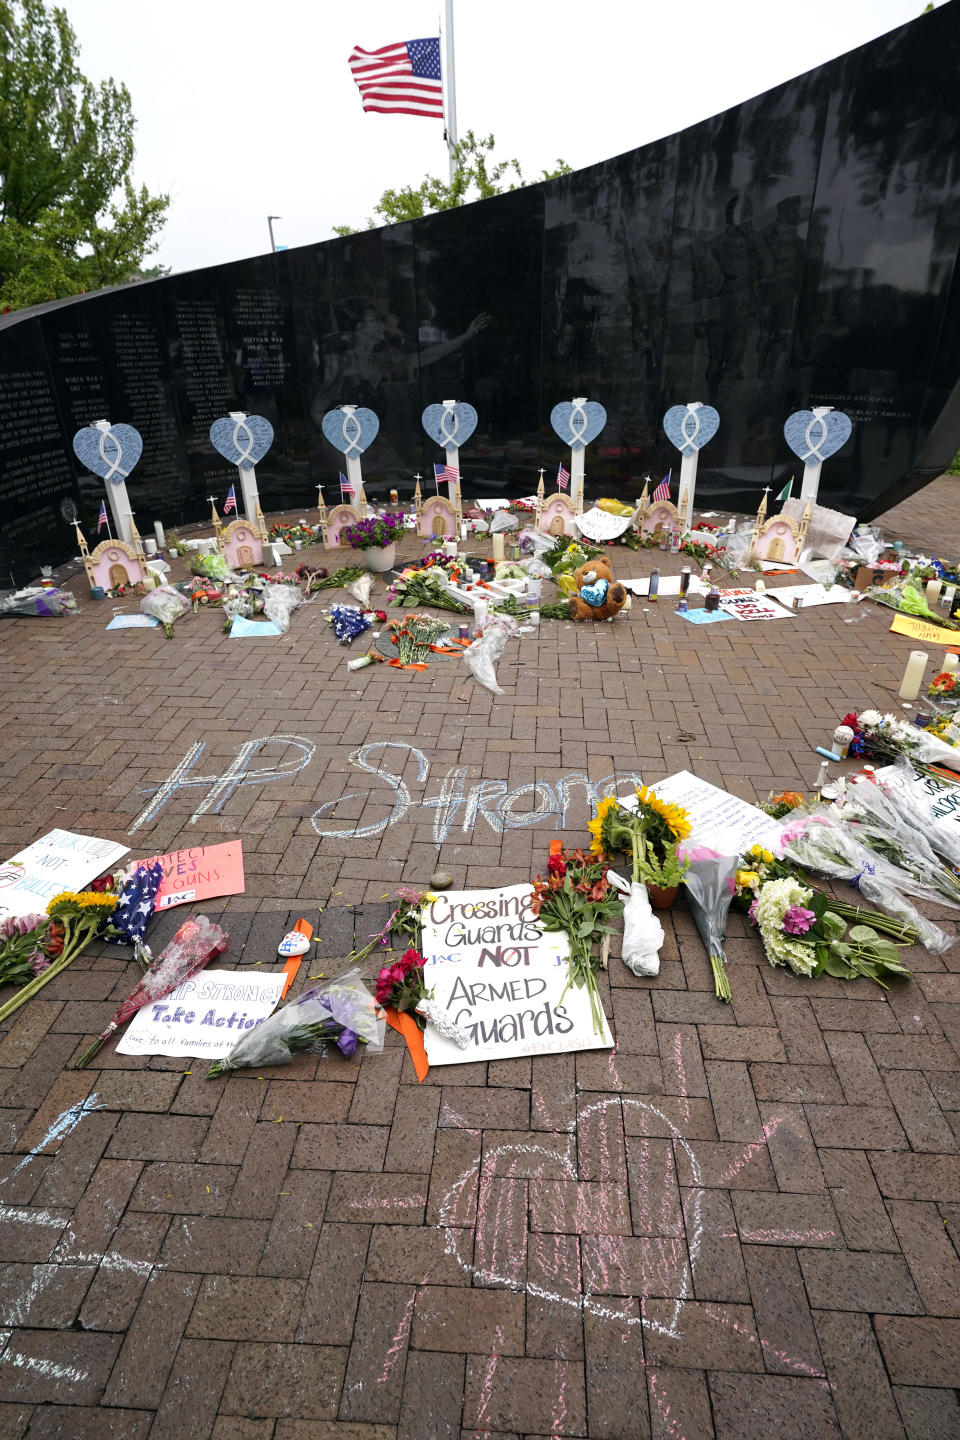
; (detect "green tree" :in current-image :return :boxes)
[334,129,572,235]
[0,0,169,310]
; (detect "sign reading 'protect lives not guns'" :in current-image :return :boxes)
[419,883,613,1065]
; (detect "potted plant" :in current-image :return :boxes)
[589,785,691,908]
[341,512,406,572]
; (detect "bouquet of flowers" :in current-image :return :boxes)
[760,790,806,819]
[329,605,372,646]
[862,578,960,630]
[679,848,739,1001]
[929,672,959,699]
[388,613,451,667]
[589,786,691,890]
[530,848,622,1033]
[778,811,952,954]
[734,843,919,943]
[374,946,430,1027]
[302,565,365,593]
[189,552,232,583]
[207,969,383,1077]
[75,914,229,1068]
[352,885,430,965]
[341,513,407,551]
[749,875,912,988]
[140,585,191,639]
[0,889,119,1025]
[387,570,468,613]
[878,758,960,874]
[0,913,50,989]
[841,709,960,775]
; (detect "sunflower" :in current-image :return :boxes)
[588,795,621,856]
[635,786,692,842]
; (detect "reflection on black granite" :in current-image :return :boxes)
[1,4,959,579]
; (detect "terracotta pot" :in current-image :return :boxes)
[648,884,678,910]
[361,543,396,573]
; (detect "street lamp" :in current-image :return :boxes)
[267,216,282,253]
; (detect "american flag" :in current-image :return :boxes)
[556,464,570,491]
[224,484,237,514]
[434,462,458,487]
[97,500,108,533]
[652,475,671,503]
[348,38,443,118]
[340,471,354,499]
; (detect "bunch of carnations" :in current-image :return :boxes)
[530,848,622,1034]
[374,947,431,1028]
[589,787,692,889]
[0,890,119,1024]
[748,875,912,988]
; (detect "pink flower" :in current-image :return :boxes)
[782,905,816,935]
[748,898,759,925]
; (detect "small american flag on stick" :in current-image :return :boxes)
[556,464,570,491]
[340,472,354,499]
[97,500,108,533]
[223,484,237,514]
[652,475,671,503]
[434,462,458,488]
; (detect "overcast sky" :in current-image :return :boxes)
[63,0,946,275]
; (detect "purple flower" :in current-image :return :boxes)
[336,1027,359,1057]
[747,897,759,925]
[29,953,51,977]
[782,905,816,935]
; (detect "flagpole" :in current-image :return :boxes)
[443,0,457,183]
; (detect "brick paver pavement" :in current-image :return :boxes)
[0,485,959,1437]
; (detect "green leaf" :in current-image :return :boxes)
[823,952,855,978]
[849,925,879,942]
[810,892,828,920]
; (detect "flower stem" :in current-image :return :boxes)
[710,953,732,1002]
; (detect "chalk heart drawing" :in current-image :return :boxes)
[550,399,607,451]
[72,424,143,483]
[209,414,274,469]
[321,406,380,457]
[437,1095,700,1337]
[783,408,852,464]
[662,403,720,455]
[422,401,478,451]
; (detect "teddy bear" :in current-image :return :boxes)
[567,555,629,622]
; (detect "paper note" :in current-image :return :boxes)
[678,606,734,625]
[106,614,161,629]
[0,830,130,922]
[116,969,285,1057]
[134,842,245,910]
[889,613,960,647]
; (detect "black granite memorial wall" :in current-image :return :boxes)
[1,4,959,582]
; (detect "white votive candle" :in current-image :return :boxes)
[491,532,505,563]
[941,653,959,676]
[926,579,942,607]
[899,650,928,700]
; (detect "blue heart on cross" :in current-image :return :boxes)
[662,403,720,455]
[783,408,852,464]
[422,401,478,451]
[72,424,143,484]
[209,414,274,469]
[321,406,380,457]
[550,398,607,451]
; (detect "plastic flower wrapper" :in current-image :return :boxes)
[99,860,164,968]
[140,584,191,638]
[778,809,952,954]
[734,843,919,945]
[207,967,383,1077]
[678,847,739,1001]
[75,913,229,1068]
[190,552,233,583]
[463,613,518,694]
[344,573,374,608]
[262,584,303,634]
[606,870,664,979]
[330,604,372,646]
[882,757,960,873]
[842,774,960,908]
[856,709,960,774]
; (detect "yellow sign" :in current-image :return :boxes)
[890,613,960,648]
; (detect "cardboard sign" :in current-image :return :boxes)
[766,583,856,609]
[135,842,245,910]
[889,613,960,648]
[643,771,782,856]
[420,883,613,1064]
[0,829,129,922]
[717,588,792,621]
[115,968,285,1057]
